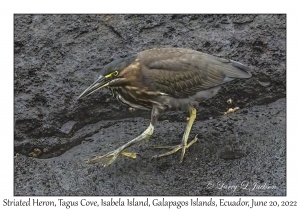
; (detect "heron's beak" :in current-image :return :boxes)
[77,75,108,100]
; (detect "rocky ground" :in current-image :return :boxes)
[14,14,286,196]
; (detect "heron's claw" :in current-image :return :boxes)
[86,150,137,167]
[153,135,198,163]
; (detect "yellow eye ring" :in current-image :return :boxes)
[113,71,118,76]
[105,71,119,78]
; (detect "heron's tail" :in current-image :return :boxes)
[219,59,252,79]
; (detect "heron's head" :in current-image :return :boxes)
[77,56,136,100]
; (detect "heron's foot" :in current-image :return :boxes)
[86,149,137,167]
[153,135,198,163]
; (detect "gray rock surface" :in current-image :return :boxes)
[14,14,286,196]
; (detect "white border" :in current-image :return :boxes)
[2,0,299,209]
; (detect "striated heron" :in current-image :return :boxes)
[77,48,251,167]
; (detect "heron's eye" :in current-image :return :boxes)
[105,71,119,79]
[113,71,118,77]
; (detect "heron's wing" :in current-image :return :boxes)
[138,48,250,98]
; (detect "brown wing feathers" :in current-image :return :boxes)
[138,48,250,98]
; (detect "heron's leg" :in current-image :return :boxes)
[86,106,159,167]
[86,124,154,166]
[153,107,198,163]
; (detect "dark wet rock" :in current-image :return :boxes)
[60,121,77,135]
[14,14,286,196]
[14,98,286,195]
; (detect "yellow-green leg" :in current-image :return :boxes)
[153,107,198,163]
[86,123,154,166]
[86,106,160,167]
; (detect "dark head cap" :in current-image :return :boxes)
[101,55,137,77]
[77,55,137,100]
